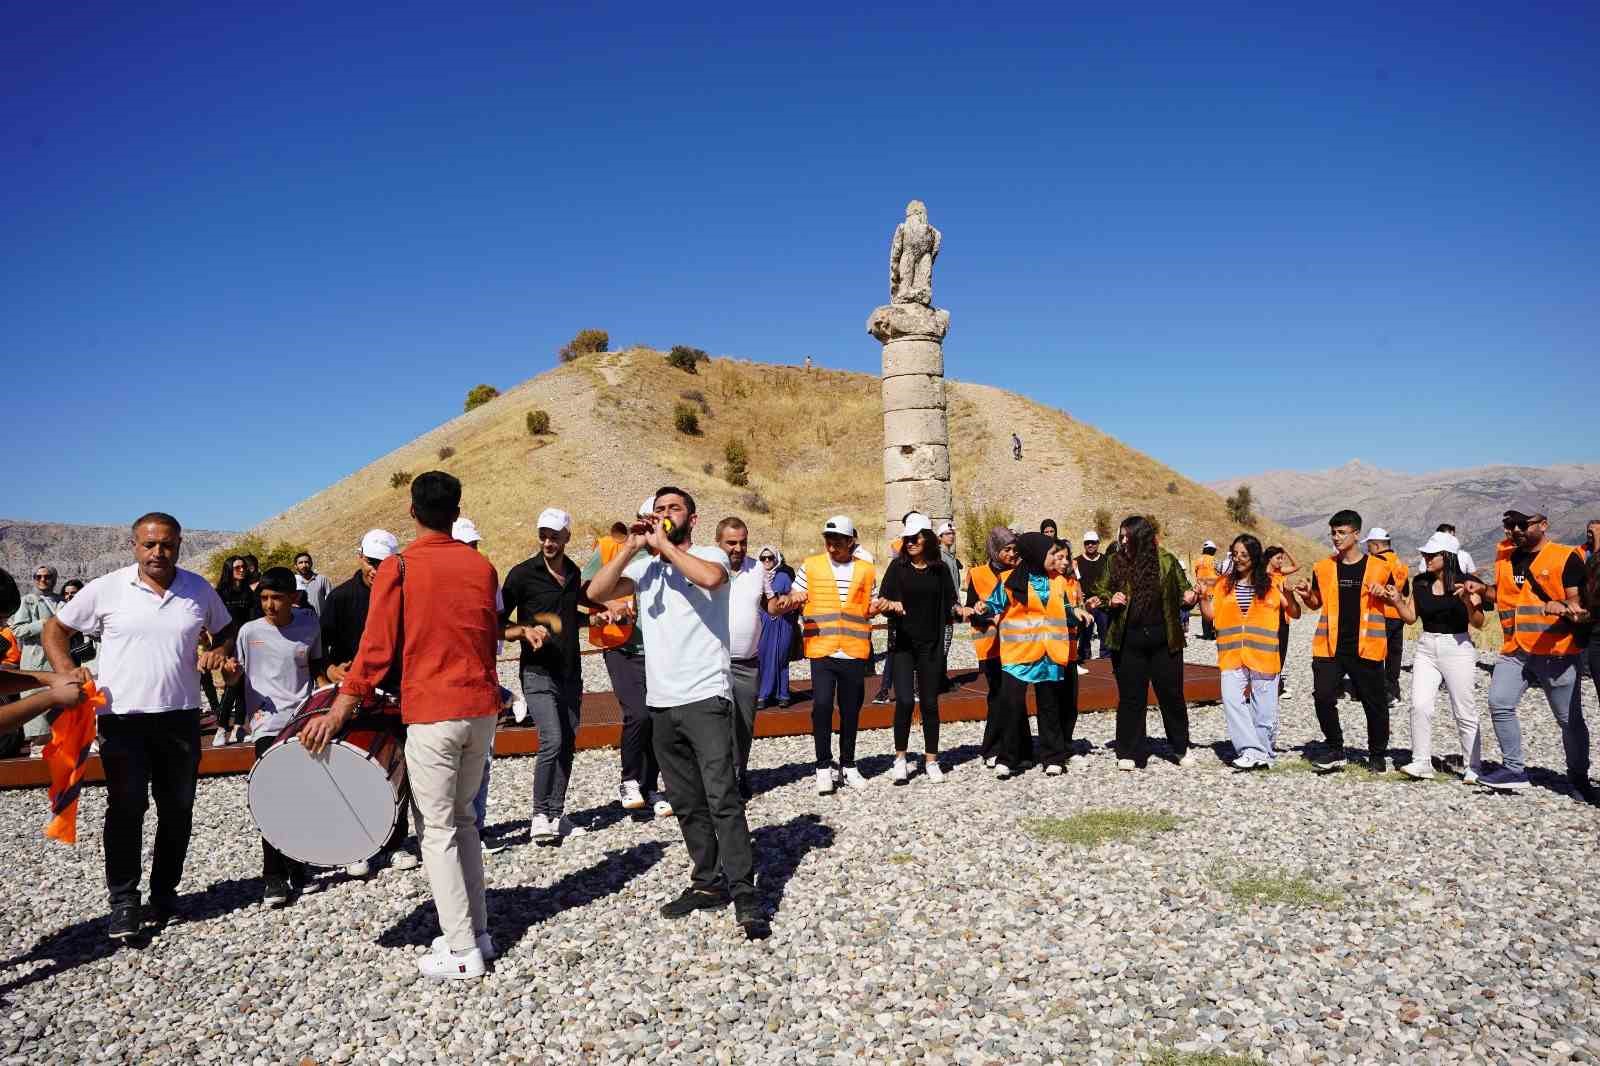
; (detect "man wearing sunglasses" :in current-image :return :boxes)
[1478,504,1593,798]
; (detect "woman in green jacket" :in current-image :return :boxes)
[1088,515,1199,770]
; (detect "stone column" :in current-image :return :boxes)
[870,302,952,542]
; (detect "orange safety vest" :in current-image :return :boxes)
[967,564,1001,660]
[800,554,875,659]
[1376,551,1410,620]
[43,680,105,844]
[1311,554,1394,661]
[586,537,636,650]
[1211,578,1285,674]
[0,626,18,667]
[997,570,1079,668]
[1194,555,1218,586]
[1494,541,1580,657]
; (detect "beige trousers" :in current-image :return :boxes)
[405,715,496,952]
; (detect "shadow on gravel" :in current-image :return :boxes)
[0,876,258,1003]
[752,813,835,920]
[747,760,818,797]
[375,841,668,954]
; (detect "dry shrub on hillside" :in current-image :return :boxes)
[390,470,413,489]
[666,345,709,373]
[959,504,1016,566]
[724,439,750,486]
[558,328,608,363]
[464,384,499,412]
[526,409,551,435]
[205,536,310,581]
[673,403,701,436]
[742,491,772,515]
[679,389,709,413]
[437,446,456,461]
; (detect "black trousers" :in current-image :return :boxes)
[995,673,1037,769]
[810,657,867,767]
[978,655,1004,759]
[253,736,306,886]
[1113,624,1190,764]
[1311,653,1389,760]
[651,696,755,898]
[97,709,201,908]
[874,627,896,700]
[1384,619,1404,698]
[891,638,943,753]
[607,648,658,794]
[1035,671,1080,767]
[216,681,244,730]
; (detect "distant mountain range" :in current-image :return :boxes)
[1207,460,1600,566]
[0,519,240,584]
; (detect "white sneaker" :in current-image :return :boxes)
[816,769,836,795]
[650,792,673,818]
[418,946,485,980]
[994,763,1012,780]
[1068,754,1088,769]
[530,814,557,844]
[389,849,421,871]
[841,767,868,789]
[619,780,645,810]
[555,815,586,838]
[924,761,944,783]
[1076,665,1090,675]
[1044,764,1063,777]
[891,756,909,784]
[1117,759,1136,772]
[982,756,997,769]
[1178,751,1199,768]
[1280,685,1293,701]
[1462,768,1480,785]
[431,931,496,961]
[1399,761,1435,780]
[344,860,371,878]
[211,730,228,749]
[511,698,529,724]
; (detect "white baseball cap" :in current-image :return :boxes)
[902,512,932,536]
[1082,530,1099,542]
[936,520,955,536]
[1364,527,1391,542]
[360,529,399,561]
[536,508,571,534]
[638,496,657,518]
[1418,531,1459,555]
[1202,540,1217,550]
[452,517,483,544]
[823,515,856,537]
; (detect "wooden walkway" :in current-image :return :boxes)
[0,659,1219,790]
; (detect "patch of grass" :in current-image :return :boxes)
[1024,809,1181,847]
[1226,871,1343,909]
[1146,1048,1258,1066]
[1265,758,1318,775]
[888,853,915,865]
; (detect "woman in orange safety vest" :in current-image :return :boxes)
[1200,535,1299,771]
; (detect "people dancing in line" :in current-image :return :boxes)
[1262,545,1300,700]
[973,532,1090,778]
[1362,527,1410,705]
[876,513,960,784]
[966,526,1019,767]
[1199,535,1298,771]
[1087,516,1199,771]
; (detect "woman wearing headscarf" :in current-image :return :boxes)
[876,514,960,783]
[966,526,1018,767]
[1087,516,1200,770]
[755,546,798,707]
[972,532,1089,778]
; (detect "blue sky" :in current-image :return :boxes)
[6,2,1596,529]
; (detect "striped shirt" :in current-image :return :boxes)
[1234,582,1255,613]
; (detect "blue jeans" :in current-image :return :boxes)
[1220,667,1279,766]
[1486,651,1589,781]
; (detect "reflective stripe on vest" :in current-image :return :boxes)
[968,564,1001,660]
[1211,581,1284,674]
[801,555,874,659]
[1310,555,1393,662]
[998,573,1078,668]
[1494,542,1578,656]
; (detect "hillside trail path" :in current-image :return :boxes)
[955,382,1087,530]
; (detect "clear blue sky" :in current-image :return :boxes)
[7,2,1596,530]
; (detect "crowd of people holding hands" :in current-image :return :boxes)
[3,475,1597,980]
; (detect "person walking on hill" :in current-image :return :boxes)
[586,486,769,939]
[1087,516,1199,770]
[292,552,333,616]
[1200,535,1298,771]
[877,514,960,784]
[1289,509,1400,774]
[768,515,886,795]
[755,547,797,708]
[1075,532,1109,659]
[1364,528,1410,704]
[1476,504,1592,798]
[1192,542,1219,640]
[1372,531,1485,781]
[966,527,1018,767]
[1011,432,1023,461]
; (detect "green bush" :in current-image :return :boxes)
[437,446,456,461]
[464,384,499,412]
[526,409,551,436]
[557,328,608,363]
[723,438,750,486]
[390,470,413,489]
[1092,507,1114,541]
[1225,484,1256,528]
[666,345,709,373]
[958,504,1017,566]
[673,403,701,435]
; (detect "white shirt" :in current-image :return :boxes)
[1455,548,1477,575]
[726,557,766,660]
[55,565,233,716]
[623,545,733,707]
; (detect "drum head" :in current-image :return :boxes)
[248,739,400,867]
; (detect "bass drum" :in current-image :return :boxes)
[247,685,406,867]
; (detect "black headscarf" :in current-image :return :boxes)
[1005,532,1054,599]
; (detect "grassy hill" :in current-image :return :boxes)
[250,349,1322,577]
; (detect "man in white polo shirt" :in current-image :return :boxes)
[587,486,768,939]
[716,515,766,801]
[45,512,236,942]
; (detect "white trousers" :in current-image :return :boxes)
[1408,631,1481,770]
[406,715,496,952]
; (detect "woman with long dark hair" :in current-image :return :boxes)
[212,555,260,745]
[1088,515,1199,770]
[1374,531,1485,780]
[1200,535,1299,770]
[877,515,960,782]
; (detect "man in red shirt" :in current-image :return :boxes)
[301,472,502,980]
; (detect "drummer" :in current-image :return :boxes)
[223,566,323,907]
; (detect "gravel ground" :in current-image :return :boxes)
[3,618,1598,1065]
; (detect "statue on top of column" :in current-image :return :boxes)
[889,199,941,306]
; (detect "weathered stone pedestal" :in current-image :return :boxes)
[869,301,952,541]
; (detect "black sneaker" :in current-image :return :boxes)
[734,896,771,940]
[1368,757,1387,775]
[738,775,754,802]
[1311,748,1348,773]
[108,903,142,942]
[659,886,731,919]
[264,880,291,909]
[145,898,179,931]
